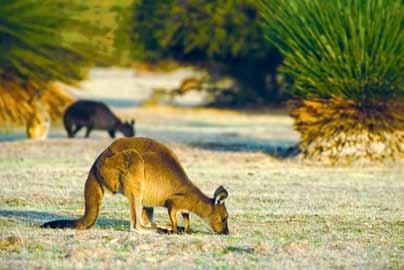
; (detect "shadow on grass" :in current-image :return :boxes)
[137,116,300,159]
[0,130,114,142]
[223,246,254,254]
[0,209,128,230]
[0,132,28,142]
[1,115,299,159]
[0,209,66,223]
[0,209,210,234]
[0,132,68,142]
[188,140,299,159]
[141,128,299,159]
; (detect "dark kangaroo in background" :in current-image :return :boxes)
[41,137,230,234]
[63,100,135,138]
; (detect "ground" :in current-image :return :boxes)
[0,69,403,269]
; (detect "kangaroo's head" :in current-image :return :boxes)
[119,119,135,137]
[207,185,229,235]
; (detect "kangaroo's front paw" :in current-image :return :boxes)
[156,225,186,234]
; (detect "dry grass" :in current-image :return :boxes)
[0,78,73,126]
[0,107,403,269]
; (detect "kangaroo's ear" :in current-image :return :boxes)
[214,185,228,205]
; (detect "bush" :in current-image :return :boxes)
[0,0,108,84]
[259,0,403,103]
[259,0,404,163]
[0,0,107,124]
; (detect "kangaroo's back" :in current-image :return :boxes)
[64,100,119,127]
[107,137,179,159]
[104,137,201,206]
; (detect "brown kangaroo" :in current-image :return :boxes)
[42,137,229,234]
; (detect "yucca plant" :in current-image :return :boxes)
[0,0,108,126]
[259,0,404,164]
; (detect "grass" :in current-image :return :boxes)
[0,107,403,269]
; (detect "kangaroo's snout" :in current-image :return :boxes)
[220,227,229,235]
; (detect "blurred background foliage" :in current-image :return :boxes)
[0,0,141,85]
[1,0,402,108]
[124,0,284,107]
[0,0,127,124]
[0,0,109,84]
[0,0,286,111]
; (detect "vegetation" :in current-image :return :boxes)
[0,0,104,84]
[0,0,109,125]
[259,0,404,163]
[0,82,73,126]
[128,0,283,106]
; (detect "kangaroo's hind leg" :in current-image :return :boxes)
[167,203,178,234]
[108,129,116,138]
[71,125,83,137]
[128,195,144,231]
[126,192,144,231]
[142,207,155,228]
[85,125,93,138]
[97,149,145,232]
[63,116,74,138]
[181,212,191,234]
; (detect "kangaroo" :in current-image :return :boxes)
[63,100,135,138]
[42,137,230,235]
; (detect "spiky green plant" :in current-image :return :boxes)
[0,0,110,126]
[0,0,108,84]
[259,0,403,103]
[259,0,404,163]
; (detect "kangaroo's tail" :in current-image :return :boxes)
[41,167,104,229]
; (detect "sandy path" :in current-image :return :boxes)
[62,67,203,107]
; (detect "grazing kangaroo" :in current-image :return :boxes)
[63,100,135,138]
[42,137,230,235]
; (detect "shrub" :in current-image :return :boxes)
[259,0,404,163]
[0,0,107,124]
